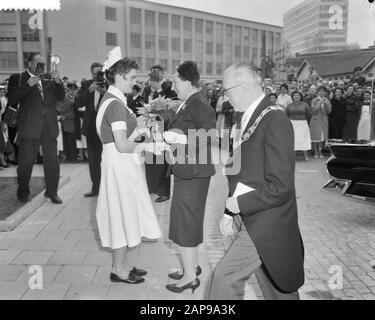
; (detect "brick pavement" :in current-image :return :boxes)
[1,148,375,300]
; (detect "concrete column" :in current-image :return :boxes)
[155,11,159,65]
[192,18,196,62]
[240,26,244,61]
[15,11,23,71]
[125,4,130,58]
[141,9,145,72]
[203,20,206,76]
[167,13,172,73]
[180,15,183,63]
[213,22,217,76]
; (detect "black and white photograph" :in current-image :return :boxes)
[0,0,375,306]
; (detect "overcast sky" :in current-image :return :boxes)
[146,0,375,48]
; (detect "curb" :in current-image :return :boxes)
[0,176,70,232]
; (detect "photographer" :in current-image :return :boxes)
[75,62,108,197]
[143,65,171,204]
[7,52,65,204]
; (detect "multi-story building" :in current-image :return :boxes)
[1,0,282,82]
[283,0,348,56]
[0,10,49,82]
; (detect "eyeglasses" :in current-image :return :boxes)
[223,84,241,96]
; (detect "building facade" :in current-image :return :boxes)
[0,0,282,82]
[0,10,49,82]
[283,0,348,56]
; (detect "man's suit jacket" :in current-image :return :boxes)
[227,97,305,293]
[168,91,216,179]
[57,95,76,133]
[74,80,104,139]
[7,71,65,139]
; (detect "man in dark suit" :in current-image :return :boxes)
[7,53,65,204]
[75,62,107,197]
[208,62,305,300]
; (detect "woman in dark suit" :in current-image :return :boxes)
[163,61,216,293]
[343,85,361,140]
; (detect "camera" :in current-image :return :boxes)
[149,69,163,83]
[95,70,108,88]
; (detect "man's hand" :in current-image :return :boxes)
[50,71,61,83]
[89,82,98,93]
[27,76,41,87]
[225,197,240,214]
[219,215,235,237]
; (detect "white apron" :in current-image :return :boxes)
[95,96,162,249]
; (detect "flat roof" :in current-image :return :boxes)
[133,0,282,30]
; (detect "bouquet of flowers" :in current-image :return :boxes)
[136,96,182,129]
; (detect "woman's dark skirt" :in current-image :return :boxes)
[169,176,211,247]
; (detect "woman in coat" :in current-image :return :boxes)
[310,86,332,158]
[163,61,216,294]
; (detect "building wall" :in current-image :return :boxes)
[0,10,48,82]
[1,0,282,82]
[283,0,348,56]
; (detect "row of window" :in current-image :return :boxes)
[0,23,39,42]
[129,57,238,76]
[126,32,259,58]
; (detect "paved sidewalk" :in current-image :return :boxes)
[1,148,375,300]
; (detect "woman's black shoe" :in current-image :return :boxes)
[130,267,147,277]
[166,278,200,294]
[168,265,202,280]
[110,272,145,284]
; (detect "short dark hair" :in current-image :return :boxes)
[105,58,139,84]
[268,93,277,99]
[363,90,372,96]
[177,61,200,88]
[291,91,303,102]
[27,52,42,62]
[151,64,164,72]
[280,83,289,91]
[91,62,103,71]
[132,84,141,93]
[317,85,328,93]
[333,87,344,95]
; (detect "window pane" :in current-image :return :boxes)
[145,10,155,26]
[184,39,192,54]
[206,21,213,34]
[21,24,39,41]
[0,24,16,41]
[146,57,155,70]
[216,43,223,56]
[159,12,168,28]
[159,36,168,51]
[105,6,117,21]
[0,52,18,70]
[171,15,180,30]
[106,32,117,46]
[235,45,241,58]
[183,17,192,31]
[145,34,155,50]
[195,19,203,33]
[206,41,213,55]
[172,37,180,52]
[206,62,213,75]
[130,8,141,25]
[131,32,141,48]
[216,63,223,75]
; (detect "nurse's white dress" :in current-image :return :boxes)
[95,85,161,249]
